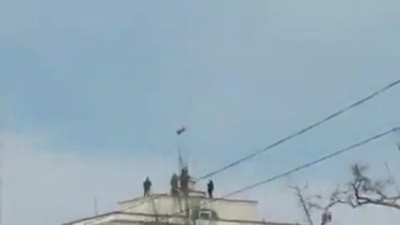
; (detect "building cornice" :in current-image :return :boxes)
[119,194,258,205]
[62,211,297,225]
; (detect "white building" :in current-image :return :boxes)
[63,180,300,225]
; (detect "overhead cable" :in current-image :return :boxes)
[198,80,400,180]
[222,127,399,198]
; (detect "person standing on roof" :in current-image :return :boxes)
[143,177,152,197]
[170,173,179,196]
[207,180,214,198]
[180,167,190,195]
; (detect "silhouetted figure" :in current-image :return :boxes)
[143,177,152,197]
[207,180,214,198]
[170,173,179,196]
[180,167,190,195]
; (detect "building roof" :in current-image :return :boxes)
[119,193,258,205]
[63,211,301,225]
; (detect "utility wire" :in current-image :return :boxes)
[222,127,399,198]
[198,80,400,180]
[164,128,399,218]
[121,128,399,220]
[126,124,395,221]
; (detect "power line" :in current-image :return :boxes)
[164,128,399,218]
[123,127,400,216]
[222,127,399,198]
[198,80,400,180]
[121,128,398,220]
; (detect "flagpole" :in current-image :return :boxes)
[176,126,187,172]
[177,144,184,172]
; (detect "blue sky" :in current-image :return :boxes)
[1,1,400,225]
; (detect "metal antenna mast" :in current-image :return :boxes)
[93,197,98,216]
[176,126,187,172]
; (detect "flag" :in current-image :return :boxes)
[176,126,186,135]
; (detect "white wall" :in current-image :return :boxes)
[119,195,261,221]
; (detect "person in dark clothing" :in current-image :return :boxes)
[207,180,214,198]
[170,173,179,196]
[143,177,152,197]
[180,167,190,195]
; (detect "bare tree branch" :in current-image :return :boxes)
[290,185,335,225]
[290,185,314,225]
[331,164,400,210]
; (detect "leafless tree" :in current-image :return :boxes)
[291,185,314,225]
[330,164,400,210]
[290,185,335,225]
[291,164,400,225]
